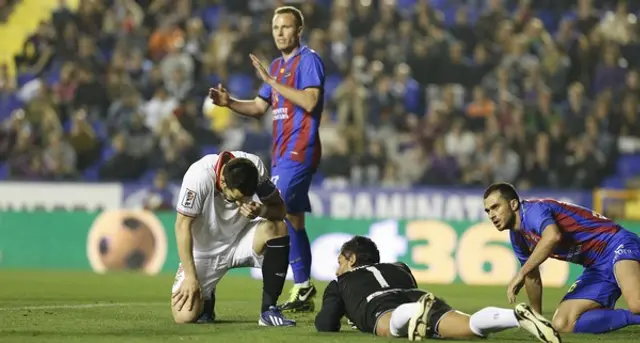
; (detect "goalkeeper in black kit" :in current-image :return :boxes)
[314,236,561,343]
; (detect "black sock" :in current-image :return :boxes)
[261,236,290,313]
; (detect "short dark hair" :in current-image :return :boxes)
[483,182,520,202]
[340,236,380,267]
[222,158,259,196]
[274,6,304,29]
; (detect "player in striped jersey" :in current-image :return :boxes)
[208,6,324,313]
[483,182,640,334]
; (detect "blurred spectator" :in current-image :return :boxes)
[144,87,178,132]
[157,129,199,181]
[106,88,143,133]
[42,130,77,180]
[241,120,272,165]
[67,109,99,171]
[14,21,55,76]
[0,0,638,191]
[466,86,495,131]
[320,136,352,188]
[351,140,386,187]
[99,133,144,181]
[0,0,17,23]
[143,170,174,211]
[593,44,628,94]
[419,137,460,186]
[599,1,638,45]
[74,66,109,119]
[333,75,367,153]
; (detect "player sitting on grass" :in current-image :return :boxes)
[314,236,560,343]
[171,151,294,327]
[483,182,640,334]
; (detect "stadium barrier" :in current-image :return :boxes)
[0,182,593,220]
[1,210,639,287]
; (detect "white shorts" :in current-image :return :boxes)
[172,220,264,299]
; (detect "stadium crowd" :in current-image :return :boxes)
[0,0,639,192]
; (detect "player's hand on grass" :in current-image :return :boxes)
[506,272,525,304]
[209,84,230,107]
[238,201,266,219]
[249,54,275,85]
[172,277,202,311]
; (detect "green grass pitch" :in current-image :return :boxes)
[0,270,638,342]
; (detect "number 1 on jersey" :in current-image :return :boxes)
[366,266,390,288]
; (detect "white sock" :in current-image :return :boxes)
[294,281,310,288]
[390,302,419,337]
[469,307,520,337]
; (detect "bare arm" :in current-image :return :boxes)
[519,224,562,276]
[268,82,321,113]
[259,191,287,221]
[524,267,543,314]
[516,224,560,313]
[228,97,270,119]
[175,213,197,280]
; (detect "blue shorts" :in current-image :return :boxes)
[271,161,314,214]
[562,231,640,308]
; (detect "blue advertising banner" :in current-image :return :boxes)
[122,184,593,221]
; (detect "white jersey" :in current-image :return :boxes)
[176,151,277,258]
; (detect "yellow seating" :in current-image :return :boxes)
[0,0,80,81]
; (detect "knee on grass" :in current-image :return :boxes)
[551,315,574,333]
[172,300,204,324]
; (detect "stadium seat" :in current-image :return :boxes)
[16,72,36,88]
[443,7,458,27]
[82,164,101,181]
[429,0,453,12]
[92,121,108,140]
[616,154,640,178]
[138,169,157,183]
[397,0,417,9]
[208,74,221,88]
[315,0,333,7]
[45,66,61,86]
[0,93,23,119]
[323,74,342,101]
[601,175,626,189]
[535,10,558,33]
[0,163,8,179]
[200,145,218,156]
[82,146,117,181]
[228,73,254,99]
[200,5,223,31]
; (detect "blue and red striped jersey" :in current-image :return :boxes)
[257,45,325,169]
[511,199,624,267]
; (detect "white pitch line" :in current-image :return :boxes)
[0,302,166,311]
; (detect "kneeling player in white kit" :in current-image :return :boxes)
[171,151,295,326]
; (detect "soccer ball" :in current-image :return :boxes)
[98,216,156,270]
[87,210,168,275]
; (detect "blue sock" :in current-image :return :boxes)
[286,219,311,285]
[574,309,640,333]
[301,229,312,275]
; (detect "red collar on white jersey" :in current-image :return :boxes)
[214,151,235,192]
